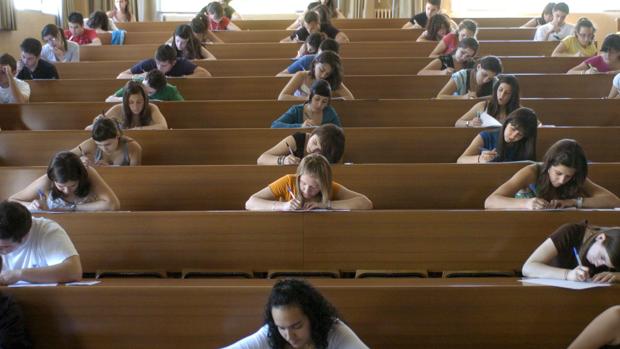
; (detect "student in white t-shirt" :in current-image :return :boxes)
[222,278,369,349]
[533,2,574,42]
[0,201,82,285]
[0,54,30,104]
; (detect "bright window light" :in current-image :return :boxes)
[14,0,61,16]
[451,0,620,16]
[158,0,310,14]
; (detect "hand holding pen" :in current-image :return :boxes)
[282,142,301,165]
[28,189,49,211]
[567,247,590,282]
[281,185,303,211]
[478,147,497,163]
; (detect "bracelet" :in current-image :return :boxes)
[277,155,284,165]
[477,154,481,163]
[564,269,569,280]
[466,120,470,127]
[576,196,584,208]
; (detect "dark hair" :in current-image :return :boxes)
[427,0,441,6]
[553,2,569,14]
[87,11,109,31]
[121,81,152,128]
[264,279,339,349]
[574,17,595,36]
[306,32,325,54]
[424,13,451,41]
[19,38,42,57]
[600,34,620,53]
[303,10,320,25]
[47,151,91,199]
[457,19,478,36]
[467,56,503,97]
[309,50,343,91]
[319,38,340,53]
[0,293,32,348]
[92,117,121,142]
[41,23,68,52]
[191,15,209,37]
[206,1,224,20]
[312,124,345,163]
[578,227,620,270]
[0,201,32,243]
[172,24,205,59]
[0,54,17,73]
[67,12,84,25]
[486,74,520,118]
[539,2,556,24]
[313,5,333,25]
[458,37,479,54]
[307,79,332,104]
[309,0,338,18]
[536,139,588,201]
[494,107,538,162]
[155,44,177,63]
[478,55,503,74]
[145,69,167,92]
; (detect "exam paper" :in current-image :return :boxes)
[519,278,611,290]
[8,281,58,288]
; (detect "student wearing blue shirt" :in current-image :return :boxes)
[279,38,340,76]
[116,45,210,79]
[272,79,341,128]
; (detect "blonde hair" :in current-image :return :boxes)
[295,153,332,206]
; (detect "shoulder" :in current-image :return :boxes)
[328,320,368,348]
[287,104,305,112]
[31,217,66,237]
[549,221,587,241]
[148,103,161,111]
[451,69,468,80]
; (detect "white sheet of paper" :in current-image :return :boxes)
[519,278,611,290]
[479,113,502,127]
[8,281,58,288]
[66,281,101,286]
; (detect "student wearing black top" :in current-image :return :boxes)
[402,0,441,29]
[281,7,348,44]
[0,293,31,348]
[16,38,59,80]
[116,44,211,79]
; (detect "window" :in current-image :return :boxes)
[451,0,620,16]
[13,0,60,16]
[157,0,311,15]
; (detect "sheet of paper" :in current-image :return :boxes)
[66,281,101,286]
[8,281,58,288]
[479,113,502,127]
[519,278,611,290]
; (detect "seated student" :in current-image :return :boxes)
[416,13,451,42]
[457,107,538,164]
[609,73,620,98]
[219,0,242,20]
[522,221,620,283]
[16,38,59,80]
[280,38,339,76]
[521,2,555,28]
[0,201,82,285]
[278,50,354,101]
[436,55,503,99]
[107,0,135,23]
[0,293,31,347]
[106,69,184,102]
[64,12,102,46]
[402,0,441,29]
[418,37,478,75]
[567,34,620,75]
[568,306,620,348]
[246,153,373,211]
[272,80,341,128]
[286,0,345,31]
[294,32,325,59]
[533,2,574,41]
[485,139,620,210]
[190,15,223,44]
[71,118,142,167]
[167,24,215,60]
[87,81,168,130]
[551,17,598,57]
[41,23,80,63]
[0,54,30,104]
[86,10,118,33]
[205,2,240,31]
[9,151,120,212]
[428,19,478,57]
[282,8,348,44]
[455,74,521,127]
[223,278,369,349]
[116,44,211,79]
[258,124,345,165]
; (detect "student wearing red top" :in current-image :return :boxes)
[567,34,620,75]
[64,12,101,46]
[205,2,239,31]
[429,19,478,57]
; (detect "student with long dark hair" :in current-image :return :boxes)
[259,124,345,165]
[272,80,341,128]
[41,23,79,63]
[437,55,503,99]
[416,13,451,42]
[418,37,478,75]
[190,15,223,44]
[429,19,478,57]
[72,118,142,167]
[167,24,215,60]
[86,10,117,33]
[455,74,520,127]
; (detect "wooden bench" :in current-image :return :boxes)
[54,56,584,79]
[27,74,614,102]
[2,127,620,166]
[79,41,559,61]
[4,278,620,348]
[3,99,620,130]
[1,163,619,210]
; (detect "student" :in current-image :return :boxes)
[286,1,345,31]
[71,118,142,167]
[457,107,538,164]
[533,2,574,42]
[0,54,30,104]
[567,34,620,74]
[609,72,620,98]
[86,10,118,33]
[116,44,211,78]
[282,8,349,44]
[205,2,240,31]
[223,279,368,349]
[294,32,325,59]
[16,38,59,80]
[278,50,354,101]
[429,19,478,57]
[485,139,620,210]
[416,13,451,42]
[219,0,242,20]
[64,12,102,46]
[9,151,120,212]
[87,81,168,130]
[191,15,223,44]
[107,0,135,23]
[280,38,339,76]
[455,74,521,127]
[552,17,598,57]
[522,221,620,283]
[167,24,215,60]
[436,55,503,99]
[41,23,80,63]
[568,306,620,348]
[0,201,82,285]
[245,153,373,211]
[258,124,345,165]
[403,0,441,29]
[107,69,184,102]
[521,2,555,28]
[0,293,31,347]
[272,80,341,128]
[418,37,478,75]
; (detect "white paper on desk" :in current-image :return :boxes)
[66,281,101,286]
[8,281,58,288]
[479,113,502,127]
[519,278,611,290]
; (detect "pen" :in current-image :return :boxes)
[573,247,582,267]
[286,185,295,199]
[78,145,84,156]
[37,189,46,201]
[285,142,295,157]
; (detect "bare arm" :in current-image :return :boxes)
[609,84,620,99]
[520,18,538,28]
[568,306,620,349]
[334,83,355,100]
[456,134,485,164]
[3,66,29,103]
[226,21,241,31]
[207,31,224,44]
[332,186,373,210]
[280,35,296,43]
[1,255,82,284]
[521,238,570,279]
[133,104,168,130]
[286,17,302,31]
[257,135,301,165]
[401,21,416,29]
[278,72,307,101]
[567,62,590,74]
[116,68,134,79]
[73,167,120,211]
[429,40,448,58]
[335,32,350,44]
[418,59,450,75]
[580,178,620,208]
[201,46,216,60]
[105,95,123,103]
[187,66,211,78]
[87,38,102,46]
[128,140,142,165]
[245,186,280,211]
[416,31,430,42]
[8,174,50,208]
[455,101,484,127]
[436,78,467,99]
[551,41,572,57]
[484,164,539,209]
